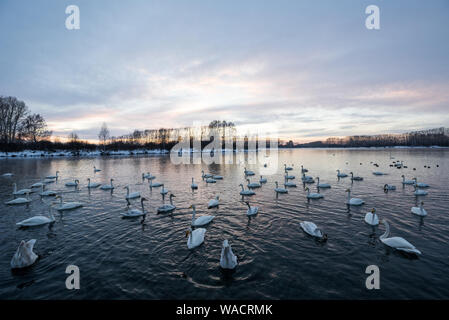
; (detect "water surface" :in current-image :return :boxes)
[0,148,448,299]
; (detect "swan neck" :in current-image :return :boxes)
[380,221,390,239]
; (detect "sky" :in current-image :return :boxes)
[1,0,449,142]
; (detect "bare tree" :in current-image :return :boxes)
[98,122,110,151]
[20,113,52,143]
[68,132,79,143]
[0,96,29,143]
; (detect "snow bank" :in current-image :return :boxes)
[0,149,170,159]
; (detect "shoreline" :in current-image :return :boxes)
[0,145,448,159]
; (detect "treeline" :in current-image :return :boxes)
[283,129,449,148]
[0,96,52,151]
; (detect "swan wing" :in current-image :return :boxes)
[382,237,420,253]
[194,215,215,226]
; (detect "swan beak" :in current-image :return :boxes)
[185,230,190,237]
[188,205,192,209]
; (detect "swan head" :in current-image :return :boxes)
[305,187,310,192]
[215,196,219,200]
[239,183,243,187]
[345,189,350,193]
[185,227,193,237]
[371,208,376,213]
[222,239,230,248]
[170,193,176,198]
[111,178,114,182]
[141,197,147,203]
[189,204,196,210]
[87,178,91,181]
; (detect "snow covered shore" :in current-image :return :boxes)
[0,145,447,159]
[0,149,170,159]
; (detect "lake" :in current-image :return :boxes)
[0,148,448,299]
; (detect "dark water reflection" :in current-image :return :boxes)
[0,148,448,299]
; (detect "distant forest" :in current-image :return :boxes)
[1,96,448,152]
[281,128,449,148]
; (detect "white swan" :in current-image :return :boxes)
[364,208,379,226]
[336,170,348,178]
[160,184,169,195]
[300,165,308,173]
[284,176,297,187]
[213,175,223,180]
[17,206,55,227]
[205,177,217,183]
[345,189,364,206]
[124,186,140,199]
[122,198,147,218]
[157,194,176,213]
[245,201,258,216]
[239,184,255,196]
[65,179,79,187]
[30,180,44,188]
[247,178,261,188]
[94,166,101,172]
[208,196,220,208]
[143,172,156,180]
[39,185,57,197]
[191,177,198,190]
[186,227,206,249]
[244,167,255,176]
[100,179,114,190]
[46,171,59,180]
[300,221,327,241]
[305,187,323,199]
[379,220,421,255]
[284,164,293,171]
[87,178,101,188]
[384,184,396,191]
[149,180,163,188]
[201,170,213,179]
[5,192,31,205]
[12,183,32,196]
[274,181,288,194]
[411,201,427,216]
[316,177,331,188]
[220,239,238,270]
[350,172,363,181]
[55,195,83,211]
[413,178,429,188]
[301,173,315,183]
[401,175,415,185]
[10,239,38,269]
[190,204,214,226]
[259,175,267,183]
[284,171,295,180]
[373,171,385,176]
[413,185,428,196]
